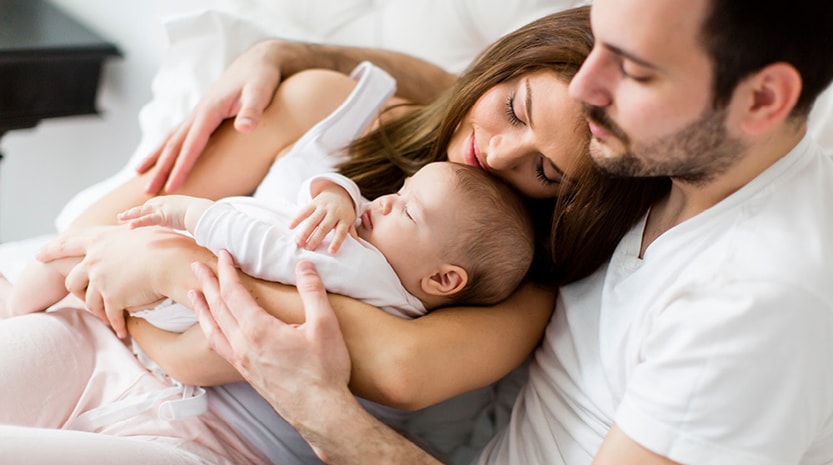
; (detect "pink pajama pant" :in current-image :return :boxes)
[0,307,269,465]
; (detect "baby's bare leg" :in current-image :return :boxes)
[4,257,81,318]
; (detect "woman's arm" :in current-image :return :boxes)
[141,38,457,193]
[44,226,554,409]
[127,317,244,385]
[68,68,364,230]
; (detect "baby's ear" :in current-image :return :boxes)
[421,265,468,297]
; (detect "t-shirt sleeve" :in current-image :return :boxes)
[193,197,298,283]
[616,279,833,465]
[298,173,365,216]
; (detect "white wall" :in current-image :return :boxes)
[0,1,221,242]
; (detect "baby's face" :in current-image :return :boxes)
[357,162,461,290]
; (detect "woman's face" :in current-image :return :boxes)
[447,70,587,198]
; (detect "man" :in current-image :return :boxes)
[192,0,833,463]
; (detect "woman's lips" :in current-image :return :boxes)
[466,131,488,171]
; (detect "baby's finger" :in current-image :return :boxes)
[305,215,338,251]
[126,214,165,229]
[289,204,316,230]
[327,223,350,254]
[117,205,152,222]
[294,210,326,247]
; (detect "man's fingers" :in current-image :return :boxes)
[191,288,234,360]
[215,250,263,316]
[294,261,335,326]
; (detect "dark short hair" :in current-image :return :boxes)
[699,0,833,116]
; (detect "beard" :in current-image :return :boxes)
[584,103,747,186]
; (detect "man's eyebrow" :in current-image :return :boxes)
[603,42,660,70]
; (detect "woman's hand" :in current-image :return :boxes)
[38,226,179,338]
[138,40,285,195]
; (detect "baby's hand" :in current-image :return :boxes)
[118,195,207,231]
[291,184,357,254]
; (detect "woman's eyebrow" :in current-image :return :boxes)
[525,79,534,129]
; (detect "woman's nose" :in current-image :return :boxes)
[487,136,525,171]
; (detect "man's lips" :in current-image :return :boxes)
[587,119,611,140]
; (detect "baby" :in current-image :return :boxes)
[5,161,534,336]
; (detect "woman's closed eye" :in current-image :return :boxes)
[535,156,561,186]
[504,93,524,127]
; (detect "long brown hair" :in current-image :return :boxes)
[340,6,669,286]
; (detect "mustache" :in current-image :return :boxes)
[583,104,629,143]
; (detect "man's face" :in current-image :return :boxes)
[568,0,746,184]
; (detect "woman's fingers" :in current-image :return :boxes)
[165,111,222,193]
[234,78,274,132]
[142,123,188,194]
[37,232,93,263]
[190,251,261,358]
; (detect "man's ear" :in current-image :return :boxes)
[421,264,468,297]
[738,62,802,135]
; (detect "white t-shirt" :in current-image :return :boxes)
[478,135,833,464]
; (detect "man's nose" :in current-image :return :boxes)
[568,46,614,108]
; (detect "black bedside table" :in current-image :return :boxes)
[0,0,121,158]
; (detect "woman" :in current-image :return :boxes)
[2,7,667,464]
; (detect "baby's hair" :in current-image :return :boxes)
[443,163,534,306]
